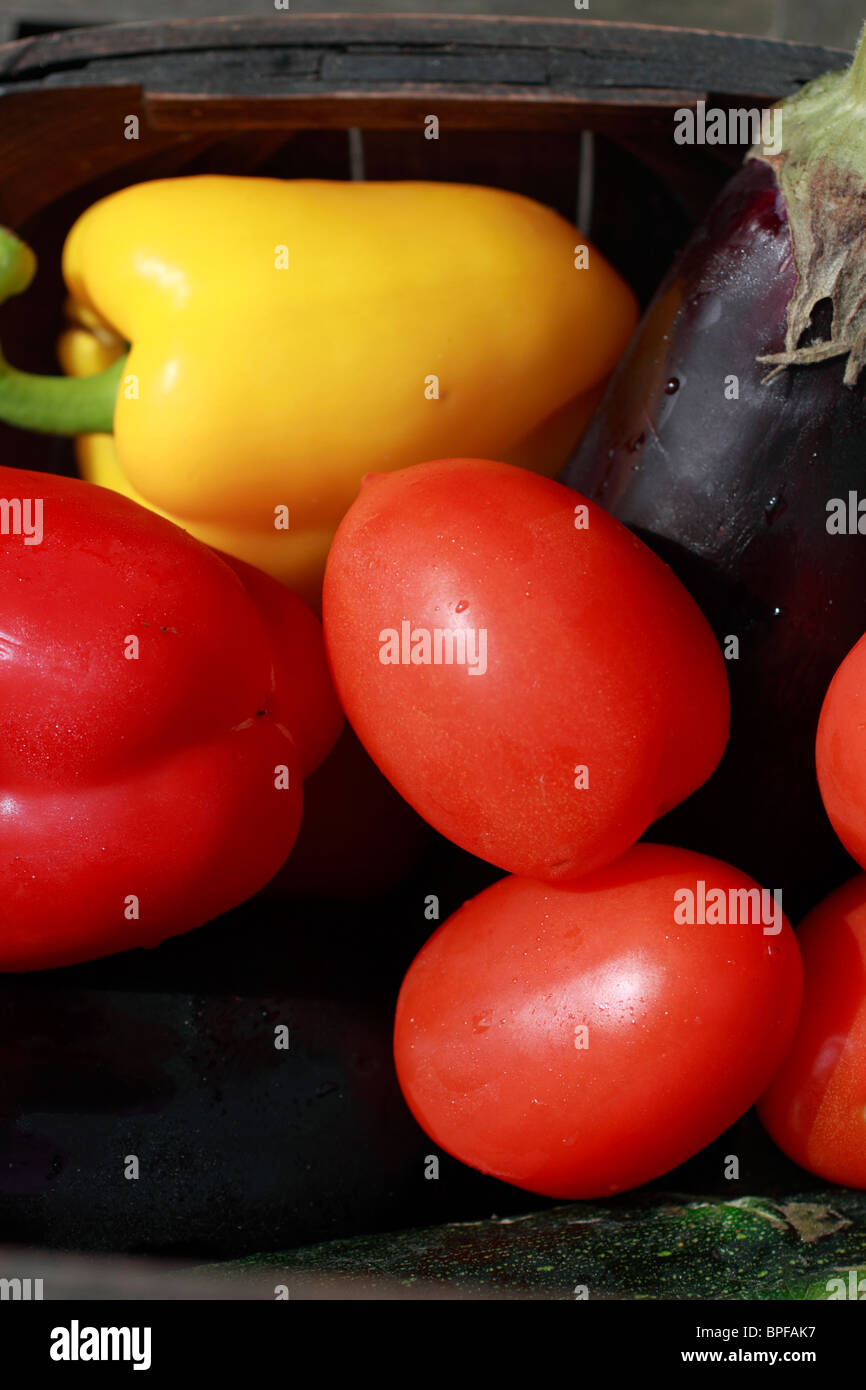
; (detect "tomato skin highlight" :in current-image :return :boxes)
[758,873,866,1189]
[394,843,802,1199]
[323,458,730,882]
[816,633,866,870]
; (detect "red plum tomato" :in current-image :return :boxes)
[394,843,803,1198]
[323,459,729,881]
[759,873,866,1188]
[817,633,866,870]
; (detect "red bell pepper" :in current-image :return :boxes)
[0,466,342,970]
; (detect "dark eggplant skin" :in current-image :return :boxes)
[561,158,866,918]
[0,893,541,1256]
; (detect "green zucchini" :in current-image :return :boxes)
[196,1192,866,1300]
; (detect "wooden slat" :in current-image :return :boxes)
[0,17,847,154]
[144,88,705,135]
[0,87,186,226]
[0,16,846,103]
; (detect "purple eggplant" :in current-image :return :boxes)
[561,38,866,916]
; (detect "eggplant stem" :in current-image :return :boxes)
[749,22,866,388]
[758,342,851,368]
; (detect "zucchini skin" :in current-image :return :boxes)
[562,158,866,915]
[197,1191,866,1300]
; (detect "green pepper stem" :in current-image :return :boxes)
[0,226,125,435]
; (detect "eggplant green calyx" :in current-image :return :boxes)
[750,23,866,386]
[0,226,125,435]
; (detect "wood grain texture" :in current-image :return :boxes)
[0,16,846,171]
[0,16,847,100]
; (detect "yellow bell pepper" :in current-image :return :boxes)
[0,178,637,604]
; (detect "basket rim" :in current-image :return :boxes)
[0,15,848,101]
